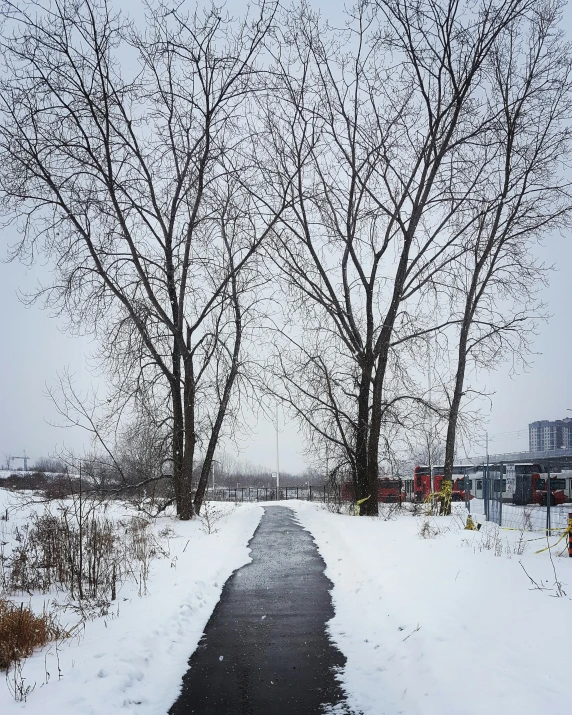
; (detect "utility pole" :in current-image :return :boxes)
[484,431,489,520]
[486,431,489,466]
[211,459,221,496]
[275,403,280,497]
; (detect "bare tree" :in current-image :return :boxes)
[46,369,171,495]
[442,1,572,482]
[262,0,537,514]
[0,0,285,519]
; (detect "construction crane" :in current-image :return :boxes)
[7,451,29,471]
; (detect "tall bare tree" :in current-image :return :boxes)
[262,0,537,514]
[0,0,285,518]
[442,1,572,482]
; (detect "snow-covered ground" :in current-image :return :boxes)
[0,469,33,478]
[0,489,263,714]
[2,491,570,715]
[289,501,572,715]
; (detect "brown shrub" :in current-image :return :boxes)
[5,505,160,605]
[0,599,68,671]
[43,476,74,500]
[4,473,48,491]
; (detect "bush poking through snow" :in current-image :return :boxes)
[0,599,68,672]
[2,503,162,608]
[378,503,401,521]
[199,502,225,535]
[513,530,528,556]
[418,517,441,539]
[406,501,423,517]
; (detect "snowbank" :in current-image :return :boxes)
[289,501,572,715]
[0,490,263,714]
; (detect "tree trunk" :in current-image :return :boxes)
[443,310,472,485]
[172,343,194,520]
[194,288,242,514]
[180,352,195,521]
[362,241,413,516]
[171,391,184,517]
[354,361,373,512]
[363,365,383,517]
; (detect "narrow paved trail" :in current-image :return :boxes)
[169,506,349,715]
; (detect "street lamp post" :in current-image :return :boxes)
[275,403,280,497]
[211,459,221,493]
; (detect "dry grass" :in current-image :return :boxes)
[199,502,225,534]
[1,503,162,607]
[0,599,68,671]
[417,516,441,539]
[378,502,401,521]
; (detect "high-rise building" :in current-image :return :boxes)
[529,418,572,451]
[562,420,572,449]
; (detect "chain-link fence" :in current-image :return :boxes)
[473,472,571,535]
[207,479,406,506]
[207,485,331,503]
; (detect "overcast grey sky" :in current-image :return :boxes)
[1,0,571,473]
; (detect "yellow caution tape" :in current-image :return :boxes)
[350,494,371,516]
[534,522,572,554]
[465,515,479,531]
[424,481,453,515]
[501,526,569,533]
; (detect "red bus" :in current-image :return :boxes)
[512,468,566,506]
[413,465,475,502]
[432,466,475,502]
[413,465,431,502]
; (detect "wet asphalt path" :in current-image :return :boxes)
[168,506,348,715]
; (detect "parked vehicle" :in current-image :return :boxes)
[341,477,403,503]
[432,465,475,502]
[413,465,431,502]
[514,472,566,506]
[412,461,572,506]
[412,465,475,502]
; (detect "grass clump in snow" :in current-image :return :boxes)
[199,502,226,535]
[2,502,164,610]
[378,502,401,521]
[417,517,441,539]
[0,599,68,671]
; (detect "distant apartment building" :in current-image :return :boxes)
[529,418,572,451]
[563,420,572,449]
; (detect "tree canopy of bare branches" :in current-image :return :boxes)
[0,0,287,519]
[260,0,570,514]
[1,0,570,519]
[441,1,572,481]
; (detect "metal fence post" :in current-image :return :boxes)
[498,473,502,527]
[568,513,572,557]
[483,466,488,520]
[464,468,470,514]
[546,473,551,537]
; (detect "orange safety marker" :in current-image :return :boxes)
[569,513,572,558]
